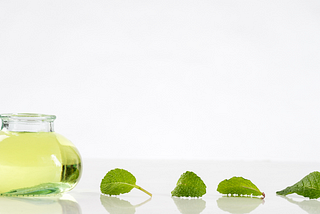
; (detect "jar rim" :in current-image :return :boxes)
[0,113,56,121]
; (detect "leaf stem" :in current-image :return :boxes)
[134,185,152,197]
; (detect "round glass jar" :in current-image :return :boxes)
[0,113,82,196]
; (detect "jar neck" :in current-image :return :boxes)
[0,113,56,132]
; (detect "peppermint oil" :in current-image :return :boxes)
[0,113,82,196]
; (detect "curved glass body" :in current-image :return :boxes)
[0,113,82,196]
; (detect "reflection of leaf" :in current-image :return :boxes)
[100,196,135,214]
[216,197,263,214]
[172,197,206,214]
[100,195,151,214]
[279,195,320,214]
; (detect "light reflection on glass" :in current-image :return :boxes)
[100,195,151,214]
[216,196,263,214]
[172,197,206,214]
[0,194,81,214]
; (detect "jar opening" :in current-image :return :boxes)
[0,113,56,121]
[0,113,56,132]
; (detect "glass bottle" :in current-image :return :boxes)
[0,113,82,196]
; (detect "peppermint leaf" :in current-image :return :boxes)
[171,171,206,197]
[276,171,320,199]
[100,168,152,197]
[217,177,265,198]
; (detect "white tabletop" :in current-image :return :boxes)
[1,159,319,214]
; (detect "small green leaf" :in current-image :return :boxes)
[171,171,206,197]
[217,177,264,198]
[100,168,152,197]
[276,171,320,199]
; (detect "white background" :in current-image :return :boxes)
[1,0,320,161]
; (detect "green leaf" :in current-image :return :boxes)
[100,168,152,197]
[217,177,264,198]
[171,171,206,197]
[276,171,320,199]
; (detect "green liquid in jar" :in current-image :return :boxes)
[0,131,81,196]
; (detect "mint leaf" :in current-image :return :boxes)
[171,171,206,197]
[276,171,320,199]
[217,177,264,198]
[100,168,152,197]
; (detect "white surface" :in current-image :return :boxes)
[1,1,320,161]
[1,159,319,213]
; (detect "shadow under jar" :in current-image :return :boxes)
[0,113,82,196]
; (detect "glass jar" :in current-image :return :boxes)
[0,113,82,196]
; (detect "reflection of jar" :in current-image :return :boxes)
[0,194,81,214]
[0,113,82,196]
